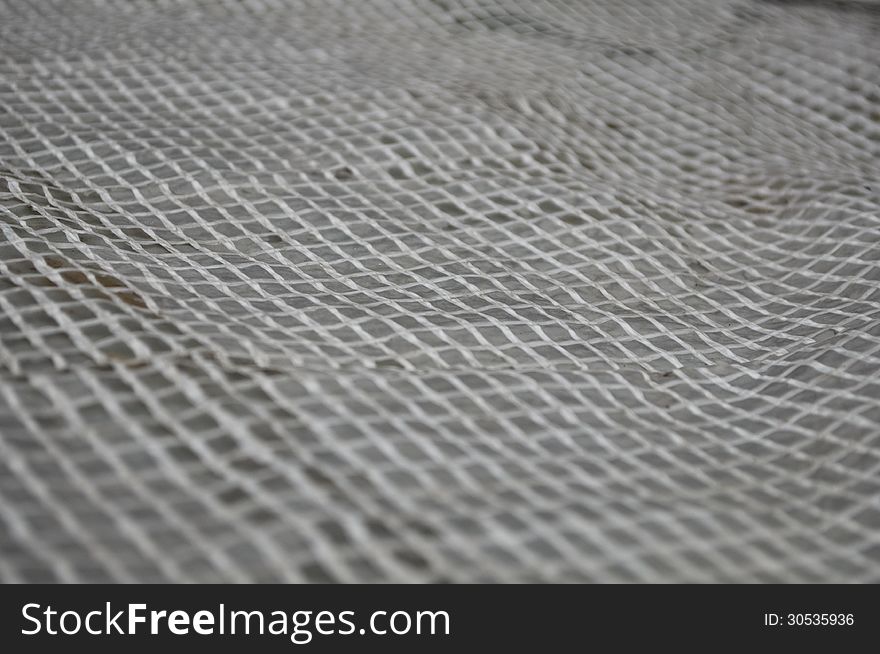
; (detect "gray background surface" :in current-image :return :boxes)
[1,0,879,582]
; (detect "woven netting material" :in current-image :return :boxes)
[2,0,879,583]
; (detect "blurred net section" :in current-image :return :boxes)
[1,0,879,582]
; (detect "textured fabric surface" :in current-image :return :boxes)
[1,0,879,583]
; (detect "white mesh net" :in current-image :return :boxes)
[1,0,879,582]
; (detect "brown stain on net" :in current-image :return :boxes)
[43,255,148,309]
